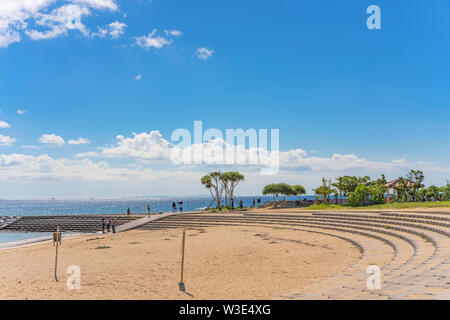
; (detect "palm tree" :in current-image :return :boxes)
[263,184,280,202]
[201,175,215,208]
[292,185,306,200]
[221,171,244,205]
[313,178,335,204]
[332,177,345,202]
[278,183,295,201]
[201,172,223,208]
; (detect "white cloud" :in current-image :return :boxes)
[75,151,100,158]
[135,74,142,80]
[196,47,214,60]
[25,4,91,40]
[0,0,54,47]
[134,29,174,50]
[101,131,172,161]
[0,153,198,183]
[0,149,449,198]
[92,20,126,39]
[0,0,119,47]
[164,29,182,37]
[89,131,450,178]
[0,121,11,129]
[1,131,450,196]
[39,133,65,146]
[0,135,16,146]
[68,137,90,145]
[70,0,118,11]
[17,109,28,115]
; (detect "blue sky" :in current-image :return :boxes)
[0,0,449,199]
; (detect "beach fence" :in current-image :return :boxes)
[179,230,186,292]
[53,226,62,282]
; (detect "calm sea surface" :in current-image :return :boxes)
[0,232,53,246]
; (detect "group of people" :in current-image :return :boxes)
[124,202,184,217]
[101,217,118,233]
[122,198,263,217]
[220,198,262,210]
[218,198,245,210]
[252,198,262,208]
[172,201,183,212]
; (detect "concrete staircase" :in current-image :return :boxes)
[136,211,450,300]
[1,215,140,233]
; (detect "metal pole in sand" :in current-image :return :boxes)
[179,230,186,291]
[53,225,61,282]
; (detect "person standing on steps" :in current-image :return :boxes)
[127,208,131,217]
[106,218,111,233]
[101,217,106,233]
[178,201,183,213]
[147,205,151,218]
[172,201,176,212]
[239,200,243,209]
[231,198,234,209]
[252,199,256,208]
[112,218,117,233]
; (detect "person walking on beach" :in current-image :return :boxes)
[112,218,117,233]
[147,205,151,218]
[101,217,106,233]
[172,201,176,212]
[106,218,111,233]
[127,208,131,217]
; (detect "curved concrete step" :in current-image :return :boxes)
[136,212,450,299]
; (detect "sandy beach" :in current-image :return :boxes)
[0,225,359,300]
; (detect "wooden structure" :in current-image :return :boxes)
[385,178,424,203]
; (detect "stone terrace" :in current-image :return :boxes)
[136,210,450,300]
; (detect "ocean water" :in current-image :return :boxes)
[0,232,53,246]
[0,196,315,216]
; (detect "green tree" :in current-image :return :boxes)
[357,176,372,186]
[348,185,371,207]
[221,171,244,205]
[442,180,450,201]
[201,171,224,208]
[340,176,360,200]
[395,178,409,202]
[332,177,346,202]
[416,188,427,202]
[407,170,425,202]
[313,178,335,204]
[426,185,441,201]
[292,185,306,200]
[262,184,280,202]
[278,183,296,201]
[370,183,386,204]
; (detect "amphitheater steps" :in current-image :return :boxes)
[278,226,398,300]
[136,212,450,299]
